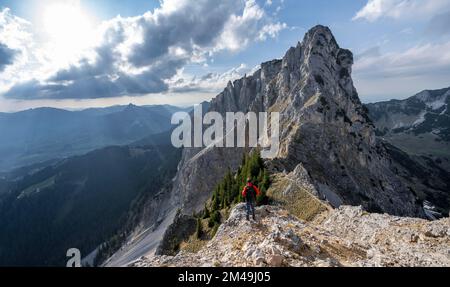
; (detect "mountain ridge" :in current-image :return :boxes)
[105,25,450,266]
[366,87,450,157]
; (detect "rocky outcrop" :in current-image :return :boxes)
[384,143,450,218]
[133,204,450,267]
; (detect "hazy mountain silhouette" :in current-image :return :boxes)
[0,104,190,172]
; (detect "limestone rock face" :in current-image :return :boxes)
[133,204,450,267]
[172,25,423,217]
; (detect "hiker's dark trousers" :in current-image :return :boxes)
[246,201,255,218]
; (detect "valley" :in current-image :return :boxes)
[0,132,181,266]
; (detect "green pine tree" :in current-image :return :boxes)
[203,203,210,219]
[196,218,203,239]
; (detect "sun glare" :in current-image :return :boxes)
[42,1,97,66]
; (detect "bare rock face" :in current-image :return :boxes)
[133,204,450,267]
[172,25,423,217]
[170,146,247,213]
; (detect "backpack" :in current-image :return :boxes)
[245,184,256,201]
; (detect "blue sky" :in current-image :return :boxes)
[0,0,449,112]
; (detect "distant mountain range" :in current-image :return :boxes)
[0,104,190,172]
[366,87,450,171]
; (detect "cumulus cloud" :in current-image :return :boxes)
[0,8,32,49]
[353,0,450,22]
[213,0,285,51]
[3,0,286,100]
[168,63,256,93]
[0,8,36,89]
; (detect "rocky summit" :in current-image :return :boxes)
[132,203,450,267]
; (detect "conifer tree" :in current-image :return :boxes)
[196,217,203,239]
[203,202,210,219]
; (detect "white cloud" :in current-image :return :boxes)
[168,63,253,93]
[353,0,450,22]
[258,22,287,41]
[0,8,32,49]
[214,0,286,52]
[354,41,450,77]
[0,9,35,91]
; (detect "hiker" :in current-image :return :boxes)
[242,178,261,221]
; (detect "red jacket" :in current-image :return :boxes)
[242,183,261,198]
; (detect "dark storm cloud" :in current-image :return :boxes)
[128,0,240,67]
[6,70,170,99]
[0,43,17,72]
